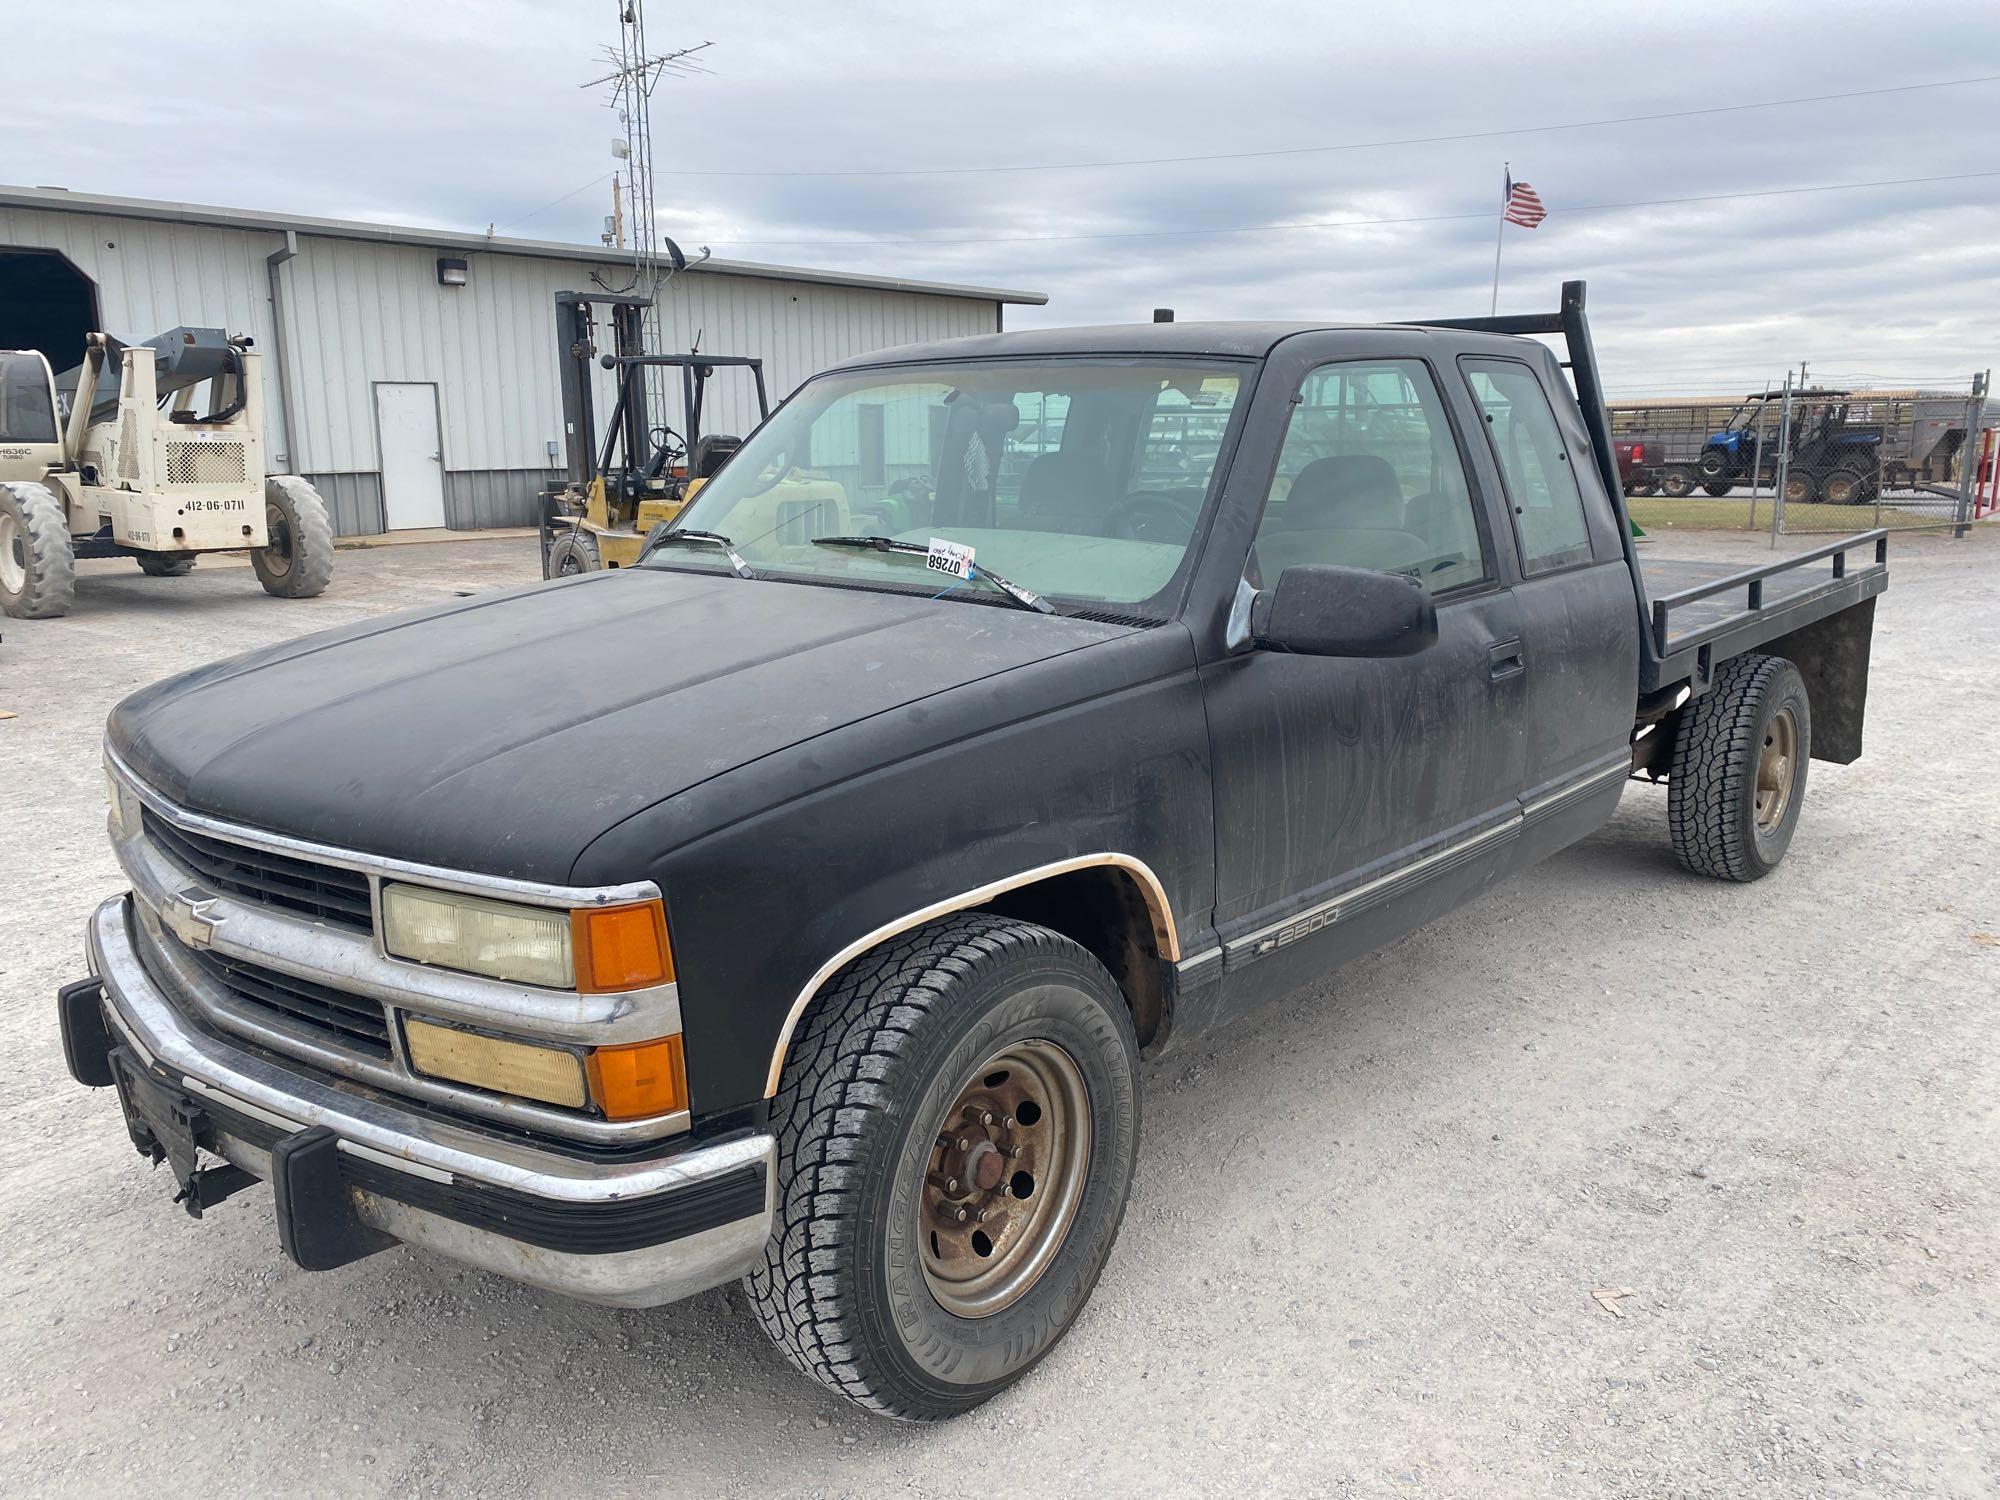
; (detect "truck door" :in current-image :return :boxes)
[1456,353,1639,866]
[1197,342,1530,1009]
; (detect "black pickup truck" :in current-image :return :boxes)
[60,283,1886,1420]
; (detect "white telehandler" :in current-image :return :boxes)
[0,327,333,618]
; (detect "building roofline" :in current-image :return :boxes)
[0,183,1049,306]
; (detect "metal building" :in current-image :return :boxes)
[0,184,1045,535]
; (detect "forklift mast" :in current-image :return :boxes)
[555,290,652,492]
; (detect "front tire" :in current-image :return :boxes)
[1702,481,1734,497]
[1668,654,1810,881]
[545,525,602,577]
[0,480,76,619]
[1659,465,1698,499]
[748,913,1141,1420]
[254,475,334,599]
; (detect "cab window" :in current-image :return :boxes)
[0,353,57,444]
[1461,357,1593,574]
[1250,358,1486,595]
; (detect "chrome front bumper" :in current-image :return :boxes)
[79,894,775,1308]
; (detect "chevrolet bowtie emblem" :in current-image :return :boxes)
[160,889,221,950]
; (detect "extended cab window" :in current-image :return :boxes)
[1251,358,1486,595]
[1461,357,1593,574]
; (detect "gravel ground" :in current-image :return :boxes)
[1,529,1994,1498]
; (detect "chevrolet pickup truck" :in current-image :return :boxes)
[59,283,1887,1420]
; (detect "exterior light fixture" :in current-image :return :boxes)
[436,257,469,287]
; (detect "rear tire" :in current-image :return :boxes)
[1782,472,1819,505]
[0,480,76,619]
[1668,654,1810,881]
[1820,468,1867,506]
[135,552,196,577]
[1702,481,1734,497]
[1659,466,1697,499]
[747,913,1141,1420]
[254,476,334,599]
[1697,450,1732,481]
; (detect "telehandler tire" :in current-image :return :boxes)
[748,912,1141,1420]
[254,475,334,599]
[1668,653,1809,882]
[0,480,77,619]
[135,552,196,577]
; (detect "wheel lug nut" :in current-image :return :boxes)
[946,1178,959,1194]
[975,1208,989,1222]
[979,1111,995,1126]
[1001,1116,1015,1130]
[953,1206,969,1223]
[955,1137,970,1151]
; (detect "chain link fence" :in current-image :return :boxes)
[1612,371,1995,538]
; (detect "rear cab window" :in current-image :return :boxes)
[1461,357,1593,574]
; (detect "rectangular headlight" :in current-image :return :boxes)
[404,1017,587,1108]
[382,884,574,988]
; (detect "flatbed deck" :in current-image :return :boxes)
[1634,531,1888,693]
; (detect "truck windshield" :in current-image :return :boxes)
[0,353,57,443]
[655,358,1247,616]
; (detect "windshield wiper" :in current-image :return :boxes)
[812,535,1056,615]
[645,527,755,580]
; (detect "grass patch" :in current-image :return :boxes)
[1626,495,1954,533]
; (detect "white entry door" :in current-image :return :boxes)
[375,383,447,530]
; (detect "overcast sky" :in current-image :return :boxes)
[14,0,1999,396]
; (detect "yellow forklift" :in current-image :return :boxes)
[539,289,779,575]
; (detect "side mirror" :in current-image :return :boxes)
[1250,564,1438,658]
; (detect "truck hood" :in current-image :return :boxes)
[109,569,1132,882]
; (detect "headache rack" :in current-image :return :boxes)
[1419,281,1889,695]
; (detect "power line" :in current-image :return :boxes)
[702,168,2000,250]
[662,74,2000,179]
[495,171,615,233]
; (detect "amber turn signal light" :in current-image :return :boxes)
[587,1034,688,1120]
[571,900,674,993]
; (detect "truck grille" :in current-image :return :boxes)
[141,808,374,932]
[183,941,393,1058]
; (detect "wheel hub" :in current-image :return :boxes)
[0,512,23,593]
[919,1038,1091,1319]
[263,501,294,578]
[1755,706,1797,831]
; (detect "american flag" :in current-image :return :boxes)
[1503,174,1546,229]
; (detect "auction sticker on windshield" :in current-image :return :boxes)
[925,537,976,581]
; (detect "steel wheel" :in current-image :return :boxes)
[1754,705,1798,831]
[919,1036,1092,1319]
[260,500,295,581]
[0,511,22,595]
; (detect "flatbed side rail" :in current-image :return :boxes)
[1647,529,1888,657]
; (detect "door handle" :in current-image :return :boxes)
[1487,638,1526,680]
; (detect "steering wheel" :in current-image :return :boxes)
[1103,490,1199,543]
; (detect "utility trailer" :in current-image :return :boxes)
[1609,389,1994,504]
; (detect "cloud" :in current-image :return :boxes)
[10,0,1999,392]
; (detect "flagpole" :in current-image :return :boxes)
[1489,161,1508,315]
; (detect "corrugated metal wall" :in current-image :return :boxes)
[0,202,1000,534]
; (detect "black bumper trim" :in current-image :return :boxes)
[61,980,767,1260]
